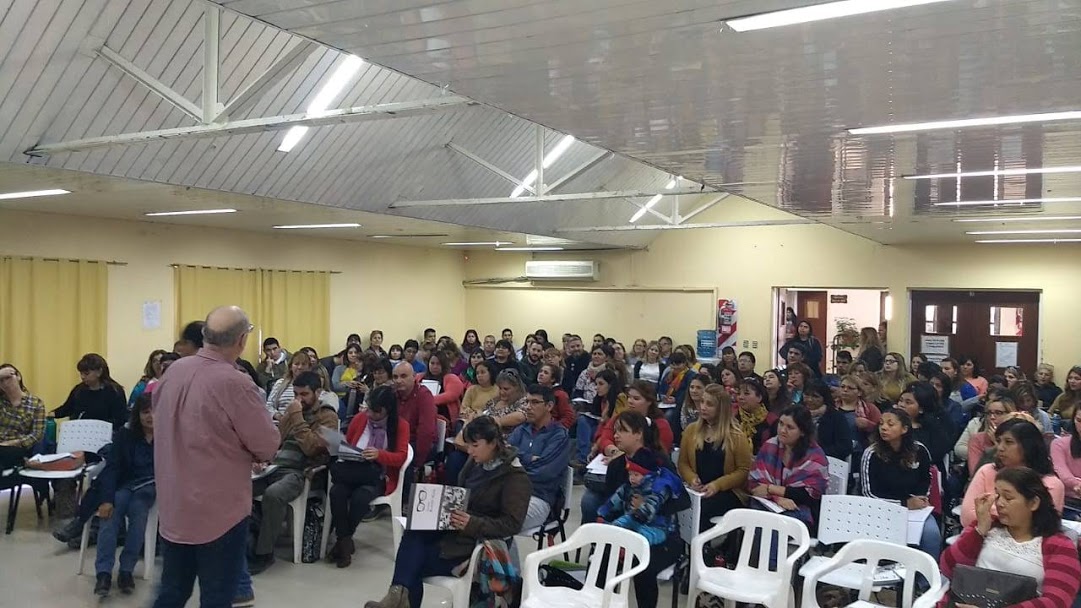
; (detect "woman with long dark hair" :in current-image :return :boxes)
[778,320,824,375]
[748,406,829,530]
[594,379,672,459]
[574,368,624,465]
[329,386,410,568]
[762,369,790,415]
[670,374,708,446]
[1049,365,1081,426]
[127,349,167,407]
[895,381,952,464]
[460,329,481,356]
[332,344,368,420]
[802,380,853,461]
[959,354,988,397]
[55,354,127,430]
[488,339,519,375]
[418,351,464,421]
[1051,407,1081,504]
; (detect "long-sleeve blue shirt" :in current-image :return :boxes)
[97,427,155,503]
[506,420,570,505]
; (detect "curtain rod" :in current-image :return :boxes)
[1,255,127,266]
[169,263,341,275]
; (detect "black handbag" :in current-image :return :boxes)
[538,565,584,590]
[330,458,383,486]
[947,564,1038,608]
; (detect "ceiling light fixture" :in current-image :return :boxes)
[272,223,361,229]
[0,188,70,200]
[495,246,564,252]
[724,0,953,32]
[277,55,365,152]
[144,208,237,217]
[850,110,1081,135]
[933,197,1081,207]
[976,238,1081,244]
[907,166,1081,180]
[629,178,678,223]
[966,229,1081,236]
[442,241,513,246]
[509,134,576,198]
[953,215,1081,223]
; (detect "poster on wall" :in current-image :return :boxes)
[920,335,950,359]
[697,330,718,359]
[717,299,738,350]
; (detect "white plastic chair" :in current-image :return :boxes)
[424,542,484,608]
[802,539,947,608]
[522,523,650,608]
[656,487,703,607]
[434,419,448,456]
[689,509,811,608]
[254,464,327,563]
[77,501,158,581]
[322,445,414,557]
[799,495,908,589]
[826,456,850,496]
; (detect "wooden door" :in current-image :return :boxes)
[909,290,1040,375]
[796,291,829,373]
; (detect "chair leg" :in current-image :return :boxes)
[320,495,333,560]
[6,484,21,534]
[76,519,92,575]
[292,498,304,564]
[143,507,158,581]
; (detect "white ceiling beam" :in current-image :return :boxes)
[535,124,545,194]
[98,46,203,123]
[678,194,731,224]
[202,6,221,122]
[557,219,815,232]
[624,197,675,225]
[445,142,535,195]
[388,187,709,209]
[24,97,477,156]
[545,151,611,192]
[214,40,317,122]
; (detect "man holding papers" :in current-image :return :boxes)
[248,371,338,574]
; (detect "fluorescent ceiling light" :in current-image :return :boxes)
[495,246,564,251]
[144,208,237,217]
[850,110,1081,135]
[724,0,953,32]
[442,241,513,246]
[629,193,665,223]
[976,239,1081,244]
[0,188,70,200]
[277,55,365,152]
[934,197,1081,207]
[953,215,1081,223]
[509,134,576,198]
[272,223,361,229]
[966,229,1081,236]
[369,235,392,238]
[907,166,1081,180]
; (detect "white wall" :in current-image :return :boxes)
[824,289,883,367]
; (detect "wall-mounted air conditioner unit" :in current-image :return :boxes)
[525,260,599,281]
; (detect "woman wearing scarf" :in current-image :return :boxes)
[328,386,411,569]
[748,406,829,531]
[736,378,778,454]
[657,351,695,406]
[573,344,612,403]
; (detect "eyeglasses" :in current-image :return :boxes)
[525,398,547,406]
[884,359,898,364]
[987,409,1008,418]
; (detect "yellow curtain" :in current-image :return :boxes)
[0,257,108,411]
[173,265,330,362]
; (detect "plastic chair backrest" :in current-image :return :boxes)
[716,509,810,577]
[57,420,114,455]
[816,495,907,546]
[807,539,943,608]
[434,419,448,456]
[826,456,850,495]
[577,523,651,596]
[394,445,414,503]
[561,466,574,518]
[677,488,703,544]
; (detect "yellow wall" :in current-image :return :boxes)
[464,197,1081,371]
[0,210,465,399]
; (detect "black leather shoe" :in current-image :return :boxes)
[248,552,275,576]
[117,571,135,594]
[94,573,111,597]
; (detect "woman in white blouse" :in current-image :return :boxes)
[633,341,666,385]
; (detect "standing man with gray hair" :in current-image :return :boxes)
[152,306,279,608]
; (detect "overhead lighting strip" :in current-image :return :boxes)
[907,166,1081,180]
[0,188,70,200]
[145,208,237,216]
[850,110,1081,135]
[933,197,1081,207]
[277,55,365,152]
[273,223,360,229]
[724,0,955,32]
[629,178,678,223]
[976,239,1081,244]
[509,134,576,198]
[953,215,1081,223]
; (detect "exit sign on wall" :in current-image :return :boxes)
[830,295,848,304]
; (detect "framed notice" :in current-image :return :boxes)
[920,335,949,358]
[406,483,469,531]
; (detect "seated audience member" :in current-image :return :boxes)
[367,330,387,359]
[507,385,571,530]
[402,340,425,374]
[332,344,368,419]
[364,416,530,608]
[1013,380,1053,436]
[824,350,853,389]
[678,384,751,530]
[781,343,808,378]
[327,386,410,568]
[542,346,564,370]
[836,373,882,451]
[575,369,625,465]
[391,362,437,471]
[363,357,395,408]
[460,361,497,418]
[460,329,481,356]
[803,380,853,461]
[1004,365,1025,390]
[658,336,674,362]
[127,350,166,407]
[737,378,778,454]
[718,367,740,399]
[941,357,979,405]
[442,341,467,378]
[574,344,613,404]
[418,352,464,421]
[593,333,607,349]
[611,341,629,376]
[961,417,1065,527]
[878,352,916,404]
[249,372,339,574]
[266,351,336,419]
[0,363,46,470]
[594,380,673,460]
[172,320,205,357]
[158,352,181,375]
[657,351,695,407]
[697,363,718,385]
[489,339,519,375]
[719,346,737,373]
[940,466,1080,608]
[423,328,438,349]
[895,381,952,465]
[785,362,812,405]
[748,406,829,531]
[92,395,156,597]
[1051,408,1081,505]
[1049,365,1081,427]
[958,354,988,397]
[55,354,127,430]
[464,369,528,431]
[737,351,761,382]
[536,363,576,429]
[856,370,893,411]
[928,370,966,442]
[298,346,332,390]
[1034,363,1063,417]
[778,320,825,376]
[955,392,1015,476]
[460,350,486,385]
[256,337,289,390]
[762,369,791,415]
[481,334,497,360]
[862,408,940,557]
[387,344,403,365]
[517,339,544,384]
[597,439,685,608]
[627,338,648,369]
[675,344,701,372]
[670,373,709,446]
[856,327,885,372]
[633,341,666,384]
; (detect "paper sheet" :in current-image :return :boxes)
[586,454,608,475]
[421,379,442,396]
[317,426,364,459]
[28,452,75,464]
[919,335,949,358]
[141,300,162,331]
[906,506,934,544]
[995,342,1018,368]
[752,495,785,514]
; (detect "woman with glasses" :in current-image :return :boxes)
[954,389,1015,476]
[836,374,882,450]
[877,352,915,404]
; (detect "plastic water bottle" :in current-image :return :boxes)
[1052,413,1062,435]
[45,416,56,444]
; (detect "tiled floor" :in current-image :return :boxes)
[0,485,681,607]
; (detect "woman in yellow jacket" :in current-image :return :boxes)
[677,384,752,532]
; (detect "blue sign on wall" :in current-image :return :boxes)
[697,330,718,359]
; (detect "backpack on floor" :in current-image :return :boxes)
[300,499,324,563]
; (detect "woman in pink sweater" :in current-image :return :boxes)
[1050,408,1081,502]
[940,467,1079,608]
[961,418,1065,527]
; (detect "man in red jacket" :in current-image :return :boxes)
[391,362,436,490]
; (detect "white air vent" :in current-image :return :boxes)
[525,260,598,281]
